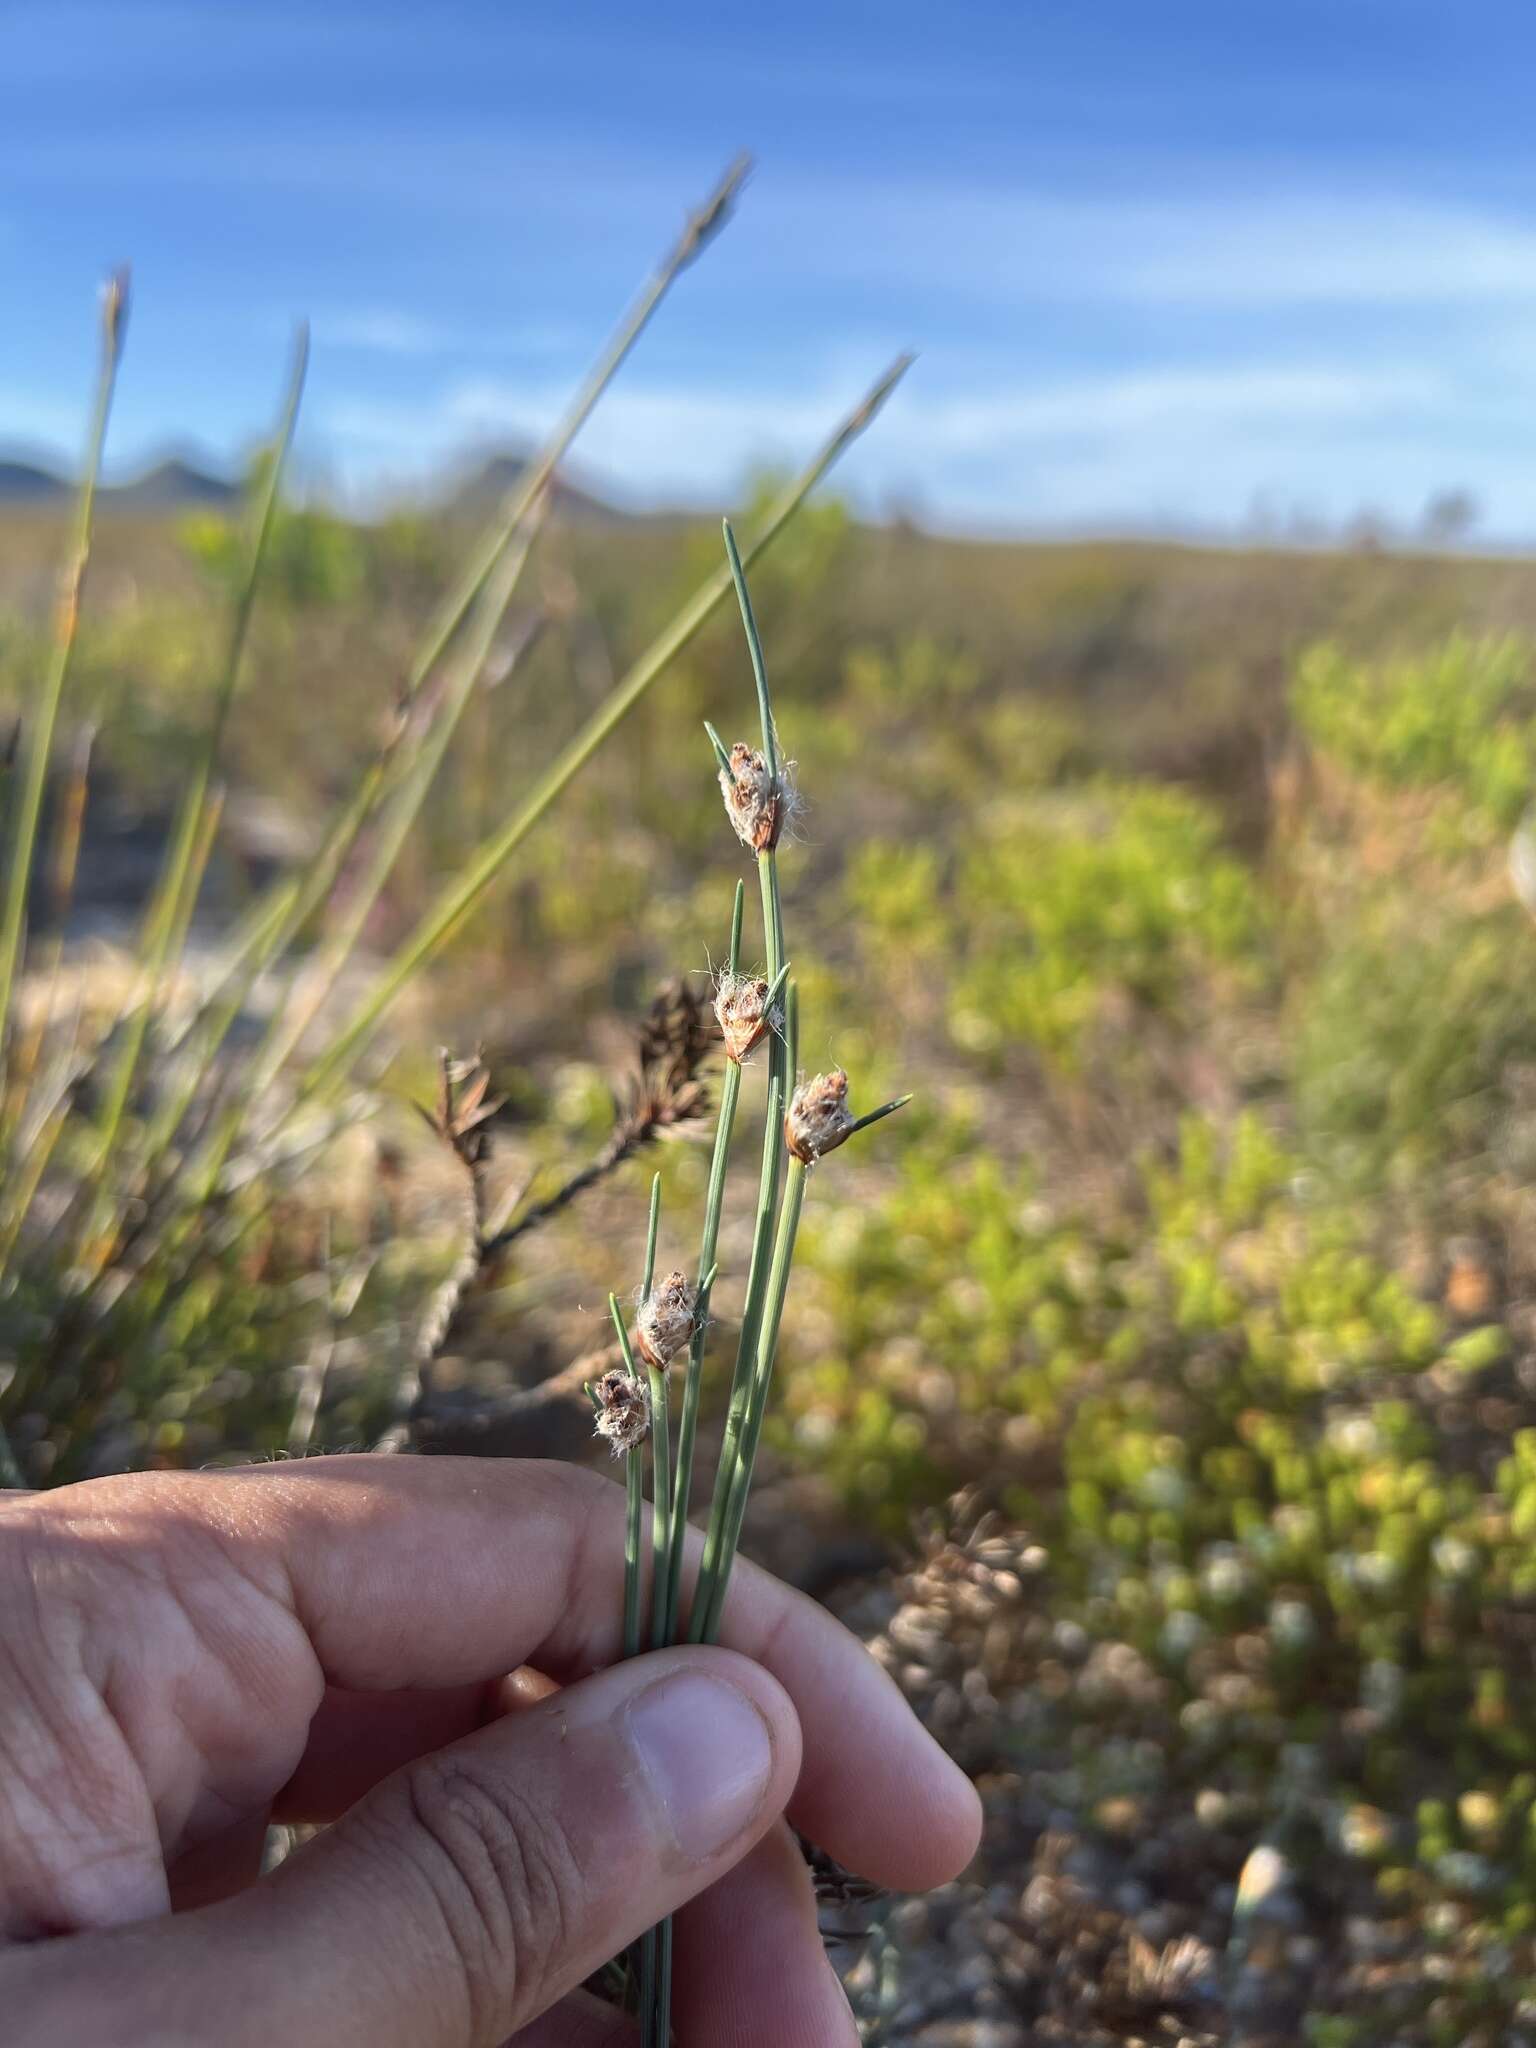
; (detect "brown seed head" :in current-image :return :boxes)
[719,741,786,853]
[592,1368,651,1456]
[419,1048,502,1167]
[714,973,777,1063]
[636,1269,697,1372]
[615,979,712,1144]
[102,267,131,353]
[785,1069,854,1165]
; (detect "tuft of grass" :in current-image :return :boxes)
[0,168,909,1487]
[0,273,127,1074]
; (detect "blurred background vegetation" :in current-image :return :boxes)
[13,418,1536,2039]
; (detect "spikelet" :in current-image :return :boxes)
[592,1368,651,1457]
[785,1069,855,1165]
[718,740,789,853]
[714,972,777,1063]
[635,1269,697,1372]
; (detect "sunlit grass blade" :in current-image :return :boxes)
[158,163,751,1095]
[90,327,308,1169]
[303,356,914,1095]
[248,504,544,1093]
[10,720,95,1107]
[404,155,749,739]
[0,272,127,1081]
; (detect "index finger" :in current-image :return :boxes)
[30,1458,980,1893]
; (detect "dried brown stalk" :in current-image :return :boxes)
[481,978,712,1257]
[383,983,712,1449]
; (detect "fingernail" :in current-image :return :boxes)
[624,1671,775,1863]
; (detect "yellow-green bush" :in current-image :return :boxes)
[1293,632,1536,844]
[1292,903,1536,1197]
[850,778,1264,1067]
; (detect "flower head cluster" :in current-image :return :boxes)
[785,1069,855,1165]
[714,972,778,1064]
[592,1368,651,1457]
[635,1269,697,1372]
[718,741,789,854]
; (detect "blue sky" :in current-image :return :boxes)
[8,1,1536,536]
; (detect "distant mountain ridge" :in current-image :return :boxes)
[444,452,630,524]
[0,453,240,512]
[0,448,628,521]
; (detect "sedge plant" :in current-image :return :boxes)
[595,522,911,2043]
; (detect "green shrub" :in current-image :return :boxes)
[850,778,1264,1067]
[1292,633,1536,843]
[1291,904,1536,1196]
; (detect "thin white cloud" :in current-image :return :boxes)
[313,355,1453,519]
[310,310,588,360]
[314,312,464,357]
[892,364,1444,450]
[746,178,1536,312]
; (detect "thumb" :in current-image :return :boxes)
[5,1646,801,2048]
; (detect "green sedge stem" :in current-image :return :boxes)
[648,1360,671,1653]
[610,1292,649,1663]
[654,1919,673,2048]
[662,884,744,1637]
[639,1930,658,2044]
[623,1447,643,1660]
[725,876,746,974]
[662,1060,739,1641]
[848,1094,913,1138]
[614,1253,663,2039]
[688,1073,781,1642]
[642,1172,662,1301]
[722,518,777,778]
[757,849,789,1186]
[783,979,800,1109]
[701,1155,809,1642]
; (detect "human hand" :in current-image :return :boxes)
[0,1456,980,2044]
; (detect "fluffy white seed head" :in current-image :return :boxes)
[785,1069,855,1165]
[714,973,778,1063]
[635,1269,697,1372]
[718,741,788,853]
[592,1368,651,1456]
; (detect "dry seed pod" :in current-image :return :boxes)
[719,741,787,853]
[592,1368,651,1456]
[785,1069,855,1165]
[714,973,776,1063]
[636,1269,696,1371]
